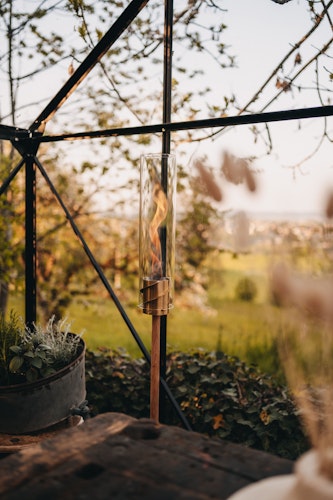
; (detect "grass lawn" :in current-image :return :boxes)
[8,249,286,381]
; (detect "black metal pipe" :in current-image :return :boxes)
[159,0,174,423]
[0,124,29,141]
[29,0,150,133]
[25,156,37,326]
[162,0,173,154]
[161,378,192,430]
[27,104,333,144]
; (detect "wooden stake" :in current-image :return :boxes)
[150,315,161,422]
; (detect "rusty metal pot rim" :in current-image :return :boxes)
[0,334,85,393]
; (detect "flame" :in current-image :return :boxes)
[149,180,168,278]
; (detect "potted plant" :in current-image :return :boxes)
[0,311,86,435]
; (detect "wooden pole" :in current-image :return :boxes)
[150,315,161,421]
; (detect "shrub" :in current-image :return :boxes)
[85,348,309,460]
[235,277,258,302]
[85,348,150,416]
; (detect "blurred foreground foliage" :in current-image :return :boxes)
[85,348,309,461]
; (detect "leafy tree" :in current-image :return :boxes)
[0,0,75,313]
[35,151,137,320]
[176,161,221,292]
[0,147,25,313]
[178,198,215,269]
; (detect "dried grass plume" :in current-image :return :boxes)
[221,152,257,193]
[194,159,223,202]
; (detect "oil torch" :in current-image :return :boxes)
[139,153,176,421]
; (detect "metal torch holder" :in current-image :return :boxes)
[141,277,170,316]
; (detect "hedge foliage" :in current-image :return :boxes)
[85,348,309,461]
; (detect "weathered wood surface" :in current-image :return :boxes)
[0,412,293,499]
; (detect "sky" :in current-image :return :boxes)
[1,0,332,217]
[183,0,333,217]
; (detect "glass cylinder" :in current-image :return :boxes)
[139,153,176,315]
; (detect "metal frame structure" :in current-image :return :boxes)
[0,0,333,427]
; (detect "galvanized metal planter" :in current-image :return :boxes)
[0,335,86,435]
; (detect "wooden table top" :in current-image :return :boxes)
[0,412,294,499]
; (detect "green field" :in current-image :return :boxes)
[8,250,287,381]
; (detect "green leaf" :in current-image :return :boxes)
[9,345,21,354]
[9,355,24,372]
[177,385,189,394]
[41,367,56,378]
[30,356,43,369]
[26,368,38,382]
[23,350,35,358]
[237,418,254,427]
[187,365,200,374]
[38,344,52,351]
